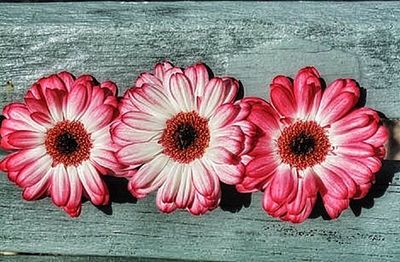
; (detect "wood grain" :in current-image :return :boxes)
[0,2,400,261]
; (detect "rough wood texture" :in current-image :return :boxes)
[0,2,400,261]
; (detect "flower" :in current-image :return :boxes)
[237,67,388,223]
[0,72,121,217]
[113,62,256,215]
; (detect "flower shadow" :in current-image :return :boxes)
[95,176,137,215]
[219,183,252,213]
[309,160,399,220]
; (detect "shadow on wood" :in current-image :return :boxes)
[95,176,137,215]
[219,183,252,213]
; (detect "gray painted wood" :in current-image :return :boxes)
[0,2,399,261]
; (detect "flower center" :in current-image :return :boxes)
[159,111,210,163]
[277,121,330,170]
[45,121,92,166]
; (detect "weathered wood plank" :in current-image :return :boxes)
[0,2,400,261]
[0,253,186,262]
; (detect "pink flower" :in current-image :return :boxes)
[113,62,256,215]
[237,67,388,223]
[0,72,121,217]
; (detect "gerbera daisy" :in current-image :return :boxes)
[0,72,121,217]
[113,62,256,215]
[237,67,388,223]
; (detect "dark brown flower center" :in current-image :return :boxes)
[159,111,210,163]
[45,121,92,166]
[278,121,330,170]
[290,132,316,156]
[55,132,79,155]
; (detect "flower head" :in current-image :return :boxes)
[0,72,121,217]
[113,62,257,215]
[238,67,388,223]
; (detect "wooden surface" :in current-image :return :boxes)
[0,2,400,261]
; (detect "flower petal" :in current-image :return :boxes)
[270,165,296,204]
[77,161,109,205]
[270,83,296,118]
[51,165,70,207]
[64,166,83,217]
[293,67,322,118]
[16,155,52,188]
[168,73,195,112]
[5,130,43,149]
[128,154,170,198]
[116,141,163,166]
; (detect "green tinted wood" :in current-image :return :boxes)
[0,2,399,261]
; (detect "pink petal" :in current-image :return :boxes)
[326,156,373,185]
[188,194,210,215]
[159,163,181,203]
[302,168,319,197]
[154,61,174,80]
[331,123,378,145]
[112,122,160,145]
[206,146,240,165]
[317,91,358,126]
[45,88,66,122]
[82,104,116,132]
[185,63,210,97]
[175,165,195,208]
[285,180,307,215]
[354,182,372,199]
[335,142,376,157]
[2,103,46,133]
[64,83,91,120]
[130,85,174,118]
[293,67,322,118]
[5,130,43,149]
[91,149,122,174]
[128,154,169,198]
[212,130,244,156]
[246,98,281,137]
[221,77,239,104]
[24,97,50,117]
[262,185,286,216]
[136,72,163,88]
[314,165,349,199]
[364,125,389,148]
[16,155,52,188]
[270,83,296,118]
[5,147,46,171]
[30,112,52,127]
[236,175,268,193]
[37,74,67,92]
[64,166,83,217]
[209,161,244,185]
[191,160,215,197]
[285,196,316,223]
[270,165,296,204]
[116,141,163,166]
[57,71,75,92]
[122,111,165,131]
[156,189,177,213]
[168,73,195,112]
[245,155,279,179]
[363,157,382,173]
[317,79,360,125]
[271,75,292,89]
[209,104,240,129]
[51,165,70,207]
[322,193,349,219]
[77,161,109,205]
[22,171,51,201]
